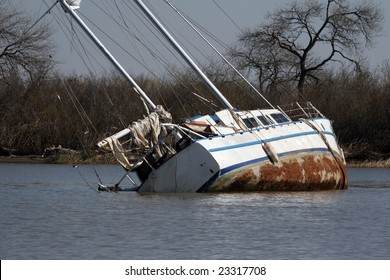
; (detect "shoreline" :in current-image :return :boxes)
[1,155,390,168]
[0,154,115,164]
[0,156,47,164]
[346,160,390,168]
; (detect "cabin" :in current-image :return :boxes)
[183,109,291,137]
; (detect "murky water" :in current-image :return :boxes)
[0,163,389,259]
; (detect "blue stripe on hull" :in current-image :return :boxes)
[196,172,220,193]
[208,131,335,153]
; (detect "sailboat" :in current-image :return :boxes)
[59,0,347,192]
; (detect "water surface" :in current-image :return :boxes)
[0,164,389,259]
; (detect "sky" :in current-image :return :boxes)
[8,0,390,76]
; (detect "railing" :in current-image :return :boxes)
[278,102,325,121]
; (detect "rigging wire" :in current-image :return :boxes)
[57,0,170,119]
[78,7,172,113]
[59,72,98,133]
[86,2,161,77]
[139,0,224,111]
[123,0,206,110]
[164,0,274,109]
[43,1,98,134]
[58,11,129,127]
[124,1,206,115]
[52,68,91,155]
[167,8,231,51]
[96,0,149,69]
[77,1,193,120]
[89,1,171,80]
[90,0,203,116]
[48,1,130,128]
[128,0,209,92]
[68,20,100,77]
[113,0,129,28]
[48,1,102,75]
[52,2,138,139]
[118,0,171,75]
[211,0,244,34]
[52,0,224,119]
[25,0,58,34]
[126,0,194,74]
[39,2,98,152]
[128,1,202,80]
[143,0,209,68]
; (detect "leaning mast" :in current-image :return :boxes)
[59,0,157,111]
[134,0,235,110]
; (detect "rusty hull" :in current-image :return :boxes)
[208,152,348,192]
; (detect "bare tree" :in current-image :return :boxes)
[0,0,54,83]
[231,0,383,97]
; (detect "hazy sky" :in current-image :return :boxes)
[9,0,390,76]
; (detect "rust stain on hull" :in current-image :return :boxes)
[209,152,348,192]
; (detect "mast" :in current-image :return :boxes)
[134,0,235,110]
[59,0,157,111]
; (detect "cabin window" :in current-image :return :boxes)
[257,115,272,126]
[243,117,259,128]
[270,113,289,124]
[210,114,221,125]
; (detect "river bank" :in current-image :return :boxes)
[0,153,115,165]
[346,159,390,168]
[1,155,390,168]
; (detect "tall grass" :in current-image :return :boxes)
[1,63,389,163]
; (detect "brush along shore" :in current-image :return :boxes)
[1,153,390,168]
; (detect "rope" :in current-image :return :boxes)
[73,165,100,193]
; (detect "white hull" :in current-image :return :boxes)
[136,118,347,192]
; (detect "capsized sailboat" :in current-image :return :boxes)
[59,0,347,192]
